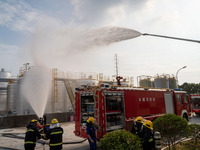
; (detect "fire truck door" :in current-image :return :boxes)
[183,93,191,113]
[164,93,174,114]
[175,94,184,116]
[104,92,125,132]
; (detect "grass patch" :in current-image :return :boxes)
[164,140,200,150]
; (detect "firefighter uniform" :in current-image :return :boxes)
[46,118,63,150]
[86,117,96,150]
[131,116,144,138]
[24,119,41,150]
[142,120,154,150]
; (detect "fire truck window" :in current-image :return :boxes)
[106,114,123,131]
[105,94,124,131]
[81,96,94,124]
[192,98,200,108]
[183,94,189,103]
[176,94,183,104]
[106,95,122,112]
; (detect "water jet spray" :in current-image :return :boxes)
[21,67,52,118]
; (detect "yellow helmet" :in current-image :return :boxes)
[87,117,95,124]
[51,118,58,124]
[143,120,153,130]
[135,116,143,123]
[31,119,38,125]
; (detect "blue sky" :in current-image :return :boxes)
[0,0,200,85]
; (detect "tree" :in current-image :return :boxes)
[188,124,200,144]
[153,113,189,150]
[97,129,142,150]
[179,82,200,94]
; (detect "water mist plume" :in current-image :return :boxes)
[80,26,142,48]
[31,26,142,67]
[25,26,141,116]
[21,67,52,118]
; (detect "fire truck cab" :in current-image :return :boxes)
[74,85,191,139]
[191,94,200,115]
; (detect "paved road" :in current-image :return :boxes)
[1,115,200,150]
[189,114,200,124]
[0,122,90,150]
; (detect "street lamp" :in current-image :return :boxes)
[176,66,187,88]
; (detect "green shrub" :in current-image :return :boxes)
[97,129,142,150]
[188,124,200,144]
[153,113,189,150]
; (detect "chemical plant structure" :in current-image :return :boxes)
[0,62,184,129]
[0,64,134,128]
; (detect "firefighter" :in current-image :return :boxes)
[142,120,154,150]
[86,117,96,150]
[46,118,63,150]
[24,119,41,150]
[131,116,144,138]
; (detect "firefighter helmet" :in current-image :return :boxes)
[51,118,58,124]
[143,120,153,130]
[87,117,95,124]
[31,119,38,125]
[135,116,143,123]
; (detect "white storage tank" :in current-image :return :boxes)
[169,76,178,89]
[154,74,170,89]
[138,75,153,88]
[140,79,154,88]
[0,68,11,87]
[0,90,7,113]
[0,68,11,114]
[7,83,18,114]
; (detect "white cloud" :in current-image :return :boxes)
[70,0,148,26]
[0,0,48,32]
[106,4,126,26]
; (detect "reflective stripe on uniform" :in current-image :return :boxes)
[26,129,34,132]
[149,138,153,142]
[50,142,62,146]
[25,141,36,144]
[50,131,62,135]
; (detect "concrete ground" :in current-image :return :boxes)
[0,122,90,150]
[1,114,200,150]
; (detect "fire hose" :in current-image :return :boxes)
[1,116,87,146]
[1,133,87,145]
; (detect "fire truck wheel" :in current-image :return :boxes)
[183,114,188,122]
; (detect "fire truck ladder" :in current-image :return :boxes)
[63,79,75,109]
[93,86,100,131]
[52,69,58,113]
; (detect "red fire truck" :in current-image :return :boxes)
[74,84,192,139]
[191,94,200,115]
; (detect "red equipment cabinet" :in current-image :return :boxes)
[190,94,200,115]
[74,85,192,139]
